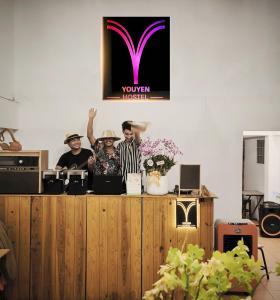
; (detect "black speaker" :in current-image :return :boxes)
[67,170,88,195]
[259,202,280,238]
[179,164,200,195]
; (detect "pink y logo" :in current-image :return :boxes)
[107,19,166,85]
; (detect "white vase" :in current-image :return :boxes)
[146,174,168,195]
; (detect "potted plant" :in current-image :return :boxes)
[275,262,280,278]
[143,240,262,300]
[139,138,182,195]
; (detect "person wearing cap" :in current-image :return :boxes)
[56,133,95,171]
[92,130,121,176]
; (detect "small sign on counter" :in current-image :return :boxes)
[126,173,141,195]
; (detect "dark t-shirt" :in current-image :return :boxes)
[56,148,93,170]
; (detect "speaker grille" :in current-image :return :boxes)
[261,214,280,237]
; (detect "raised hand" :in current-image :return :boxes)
[88,108,97,119]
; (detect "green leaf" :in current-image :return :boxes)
[276,262,280,276]
[144,240,261,300]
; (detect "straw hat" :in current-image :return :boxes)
[97,130,120,141]
[64,133,84,144]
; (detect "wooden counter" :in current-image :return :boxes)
[0,194,214,300]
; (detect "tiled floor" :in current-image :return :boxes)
[250,233,280,299]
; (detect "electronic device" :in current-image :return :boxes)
[42,170,64,195]
[179,164,200,195]
[259,201,280,238]
[0,150,48,194]
[67,170,88,195]
[214,219,258,259]
[93,175,122,195]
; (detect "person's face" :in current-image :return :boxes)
[68,138,81,150]
[123,129,133,142]
[103,138,114,147]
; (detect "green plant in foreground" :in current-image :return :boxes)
[143,240,262,300]
[276,262,280,276]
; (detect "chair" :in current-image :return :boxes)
[258,245,269,279]
[242,196,251,219]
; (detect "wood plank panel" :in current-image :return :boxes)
[30,196,43,300]
[30,196,86,300]
[130,197,142,300]
[86,196,100,300]
[117,196,131,299]
[0,196,5,222]
[99,197,108,299]
[31,196,58,300]
[142,196,155,293]
[200,198,214,259]
[167,198,177,249]
[73,196,86,300]
[86,196,142,300]
[64,196,75,299]
[50,196,58,300]
[153,197,161,282]
[18,196,31,300]
[142,197,214,298]
[56,196,66,300]
[0,196,31,300]
[107,196,118,299]
[0,194,213,300]
[143,196,179,295]
[42,196,52,299]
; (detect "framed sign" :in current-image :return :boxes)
[103,17,170,101]
[176,198,200,228]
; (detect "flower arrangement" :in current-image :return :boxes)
[139,138,182,176]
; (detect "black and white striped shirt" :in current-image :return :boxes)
[117,139,141,182]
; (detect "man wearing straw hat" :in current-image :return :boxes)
[92,130,121,176]
[56,133,95,171]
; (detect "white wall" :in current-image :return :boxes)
[12,0,280,219]
[0,0,18,129]
[266,135,280,204]
[244,138,265,193]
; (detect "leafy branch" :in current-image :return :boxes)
[143,240,262,300]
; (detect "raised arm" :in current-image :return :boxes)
[132,126,142,145]
[87,108,97,146]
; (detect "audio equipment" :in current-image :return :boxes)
[67,170,88,195]
[43,170,64,195]
[0,150,48,194]
[214,219,258,259]
[179,164,200,196]
[259,201,280,238]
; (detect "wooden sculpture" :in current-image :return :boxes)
[0,128,22,151]
[201,185,211,197]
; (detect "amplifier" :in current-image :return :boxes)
[0,151,48,194]
[259,201,280,238]
[214,219,258,259]
[67,170,88,195]
[43,170,64,195]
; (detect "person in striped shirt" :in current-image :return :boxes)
[117,121,142,191]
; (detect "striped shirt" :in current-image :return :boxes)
[117,139,141,182]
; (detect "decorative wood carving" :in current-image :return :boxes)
[0,128,22,151]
